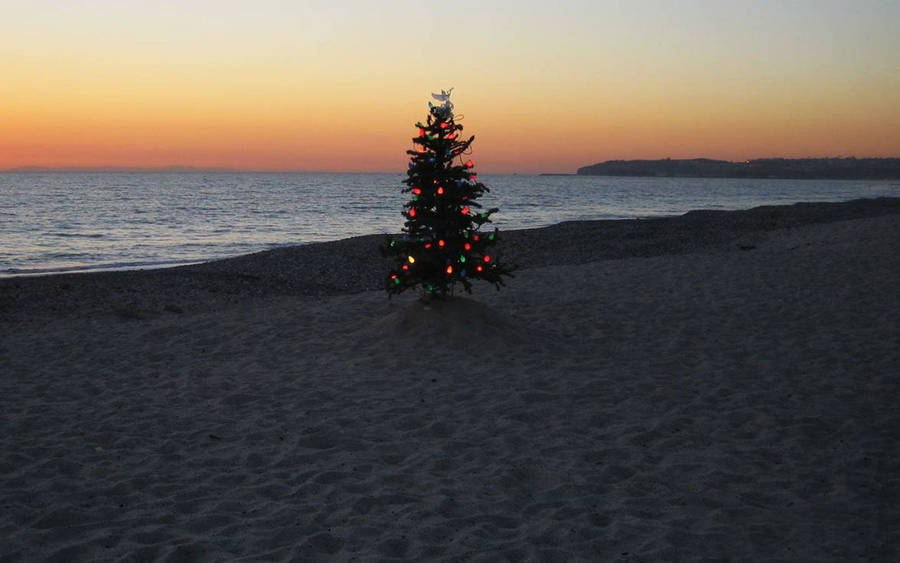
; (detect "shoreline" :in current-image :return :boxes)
[6,190,894,281]
[1,196,898,323]
[0,260,208,280]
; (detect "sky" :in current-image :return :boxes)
[1,0,898,173]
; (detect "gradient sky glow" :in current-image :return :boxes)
[2,0,898,173]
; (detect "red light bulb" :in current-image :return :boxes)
[411,187,422,195]
[439,122,449,129]
[408,208,417,217]
[470,174,477,181]
[483,255,491,263]
[473,234,480,241]
[437,187,444,195]
[401,264,409,270]
[424,243,432,249]
[464,243,471,250]
[419,128,425,137]
[447,132,458,140]
[438,239,445,247]
[476,265,483,272]
[446,265,453,274]
[461,207,469,215]
[465,160,474,168]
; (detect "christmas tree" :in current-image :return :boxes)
[383,89,514,298]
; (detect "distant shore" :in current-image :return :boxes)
[576,157,900,180]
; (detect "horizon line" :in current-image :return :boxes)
[4,156,898,175]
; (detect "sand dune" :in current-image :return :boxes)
[1,200,898,561]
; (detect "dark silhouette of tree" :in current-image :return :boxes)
[383,91,514,298]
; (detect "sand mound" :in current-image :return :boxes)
[359,296,551,349]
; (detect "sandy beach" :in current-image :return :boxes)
[1,197,898,561]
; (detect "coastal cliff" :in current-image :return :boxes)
[577,157,900,180]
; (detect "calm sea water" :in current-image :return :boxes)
[1,172,898,276]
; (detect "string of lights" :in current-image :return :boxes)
[381,91,514,297]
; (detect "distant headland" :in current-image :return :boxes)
[573,158,900,180]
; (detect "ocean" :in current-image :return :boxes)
[1,172,898,276]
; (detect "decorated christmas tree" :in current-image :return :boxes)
[383,89,514,298]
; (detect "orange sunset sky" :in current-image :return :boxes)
[1,0,898,173]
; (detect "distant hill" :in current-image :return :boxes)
[576,158,900,180]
